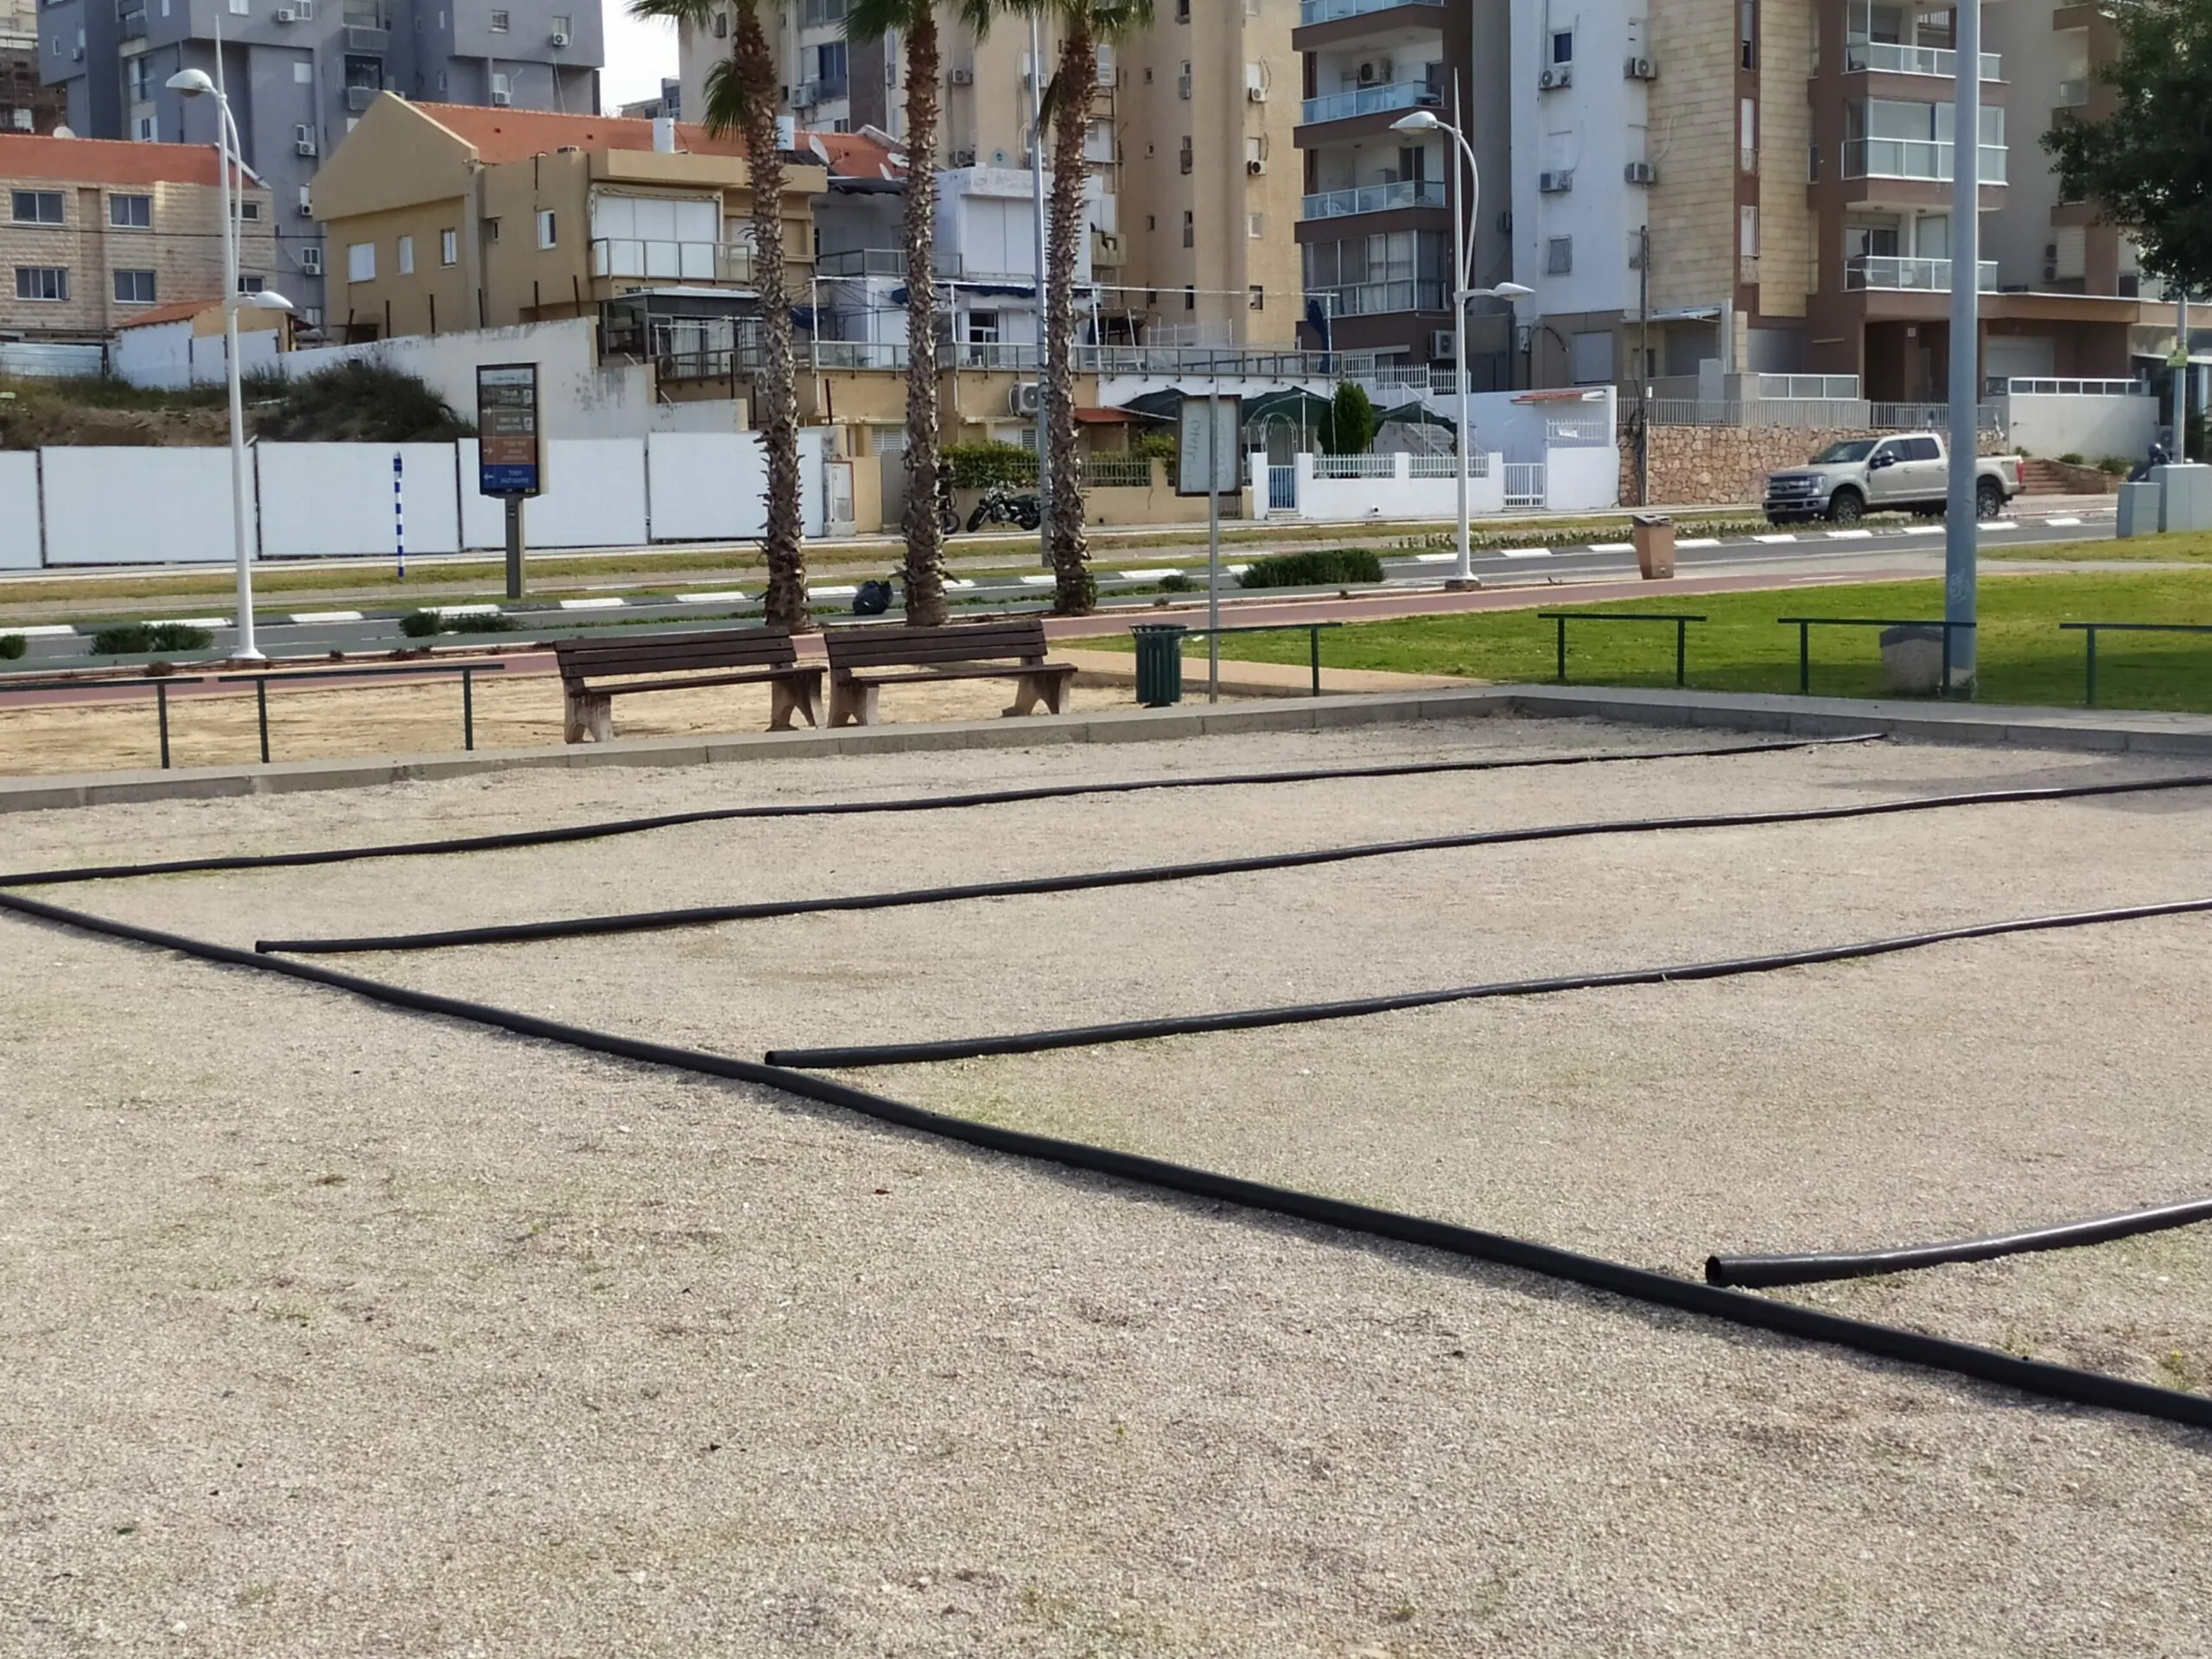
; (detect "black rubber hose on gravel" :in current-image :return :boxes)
[0,734,1886,890]
[3,887,2208,1433]
[1707,1197,2212,1288]
[255,772,2212,957]
[764,896,2212,1069]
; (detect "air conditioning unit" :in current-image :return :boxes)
[1624,160,1656,184]
[1010,381,1042,417]
[1538,169,1573,193]
[949,67,974,85]
[69,45,84,60]
[1357,61,1377,85]
[1246,158,1267,175]
[1429,330,1455,359]
[295,136,318,156]
[1538,66,1571,90]
[299,245,322,274]
[1247,83,1267,102]
[275,8,297,22]
[550,29,569,46]
[297,200,315,216]
[950,148,976,167]
[1624,55,1657,79]
[491,88,511,105]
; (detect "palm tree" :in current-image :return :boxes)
[1019,0,1154,615]
[629,0,808,632]
[847,0,1003,627]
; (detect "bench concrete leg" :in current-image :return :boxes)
[1005,671,1066,718]
[563,688,613,745]
[829,679,880,728]
[586,695,614,742]
[769,674,822,731]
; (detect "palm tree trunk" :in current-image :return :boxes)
[734,4,809,632]
[899,10,948,626]
[1045,22,1096,615]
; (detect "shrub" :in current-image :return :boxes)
[1157,571,1194,593]
[1236,548,1385,589]
[2097,454,2133,474]
[398,610,442,638]
[2058,451,2086,466]
[252,361,475,443]
[1323,382,1377,456]
[89,621,212,655]
[943,442,1039,489]
[1132,429,1179,487]
[402,608,513,638]
[0,633,23,661]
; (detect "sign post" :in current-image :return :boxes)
[1179,389,1242,702]
[476,363,542,601]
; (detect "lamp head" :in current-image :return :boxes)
[1491,282,1534,299]
[238,289,295,312]
[166,67,217,97]
[1389,110,1442,134]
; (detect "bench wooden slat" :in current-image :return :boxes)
[554,629,798,682]
[823,620,1050,672]
[552,627,817,742]
[842,664,1077,688]
[594,667,823,698]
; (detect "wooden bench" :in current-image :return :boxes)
[822,617,1077,728]
[552,629,823,742]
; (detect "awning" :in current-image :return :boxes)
[1377,399,1456,431]
[1076,404,1173,424]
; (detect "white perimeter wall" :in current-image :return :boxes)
[0,453,41,569]
[646,429,829,541]
[41,448,238,565]
[113,324,285,392]
[257,443,464,559]
[458,439,650,550]
[1277,453,1509,521]
[2007,393,2157,464]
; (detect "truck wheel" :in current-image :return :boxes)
[1827,488,1864,525]
[1976,480,2005,519]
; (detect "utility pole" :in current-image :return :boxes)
[1638,224,1651,507]
[1942,0,1982,696]
[1029,11,1051,568]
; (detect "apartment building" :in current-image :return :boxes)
[1,130,272,340]
[311,95,822,353]
[34,0,600,326]
[677,0,1303,348]
[3,0,66,134]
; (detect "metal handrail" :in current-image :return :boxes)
[2058,621,2212,706]
[1179,622,1344,698]
[1539,612,1706,689]
[1777,616,1975,697]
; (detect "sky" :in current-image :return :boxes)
[601,3,678,110]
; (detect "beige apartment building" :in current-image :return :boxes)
[677,0,1303,348]
[310,96,823,345]
[1,131,273,341]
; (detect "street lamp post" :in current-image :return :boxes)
[1391,110,1529,589]
[168,66,292,664]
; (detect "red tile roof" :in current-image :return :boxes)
[113,296,228,329]
[0,133,250,188]
[804,129,906,181]
[412,101,749,164]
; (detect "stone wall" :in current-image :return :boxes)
[1618,425,1876,507]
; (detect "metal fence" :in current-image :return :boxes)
[1644,397,2006,434]
[1083,454,1154,489]
[1313,454,1398,479]
[1503,462,1546,507]
[1408,453,1492,478]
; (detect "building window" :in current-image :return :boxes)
[966,310,1000,344]
[489,7,508,27]
[128,57,153,99]
[536,209,556,248]
[1249,284,1264,310]
[135,115,157,140]
[1739,0,1757,69]
[491,70,512,99]
[713,9,727,36]
[398,234,415,274]
[1546,235,1573,275]
[15,266,68,301]
[295,60,313,83]
[552,13,569,35]
[237,199,260,221]
[1550,29,1573,64]
[109,194,152,228]
[1182,210,1193,248]
[112,269,156,303]
[237,273,265,292]
[228,0,246,13]
[11,190,63,225]
[441,228,458,265]
[346,241,376,282]
[1184,285,1195,309]
[484,216,500,242]
[1740,97,1757,169]
[1179,136,1192,175]
[1740,205,1760,257]
[1249,213,1263,238]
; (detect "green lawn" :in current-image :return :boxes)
[1985,528,2212,563]
[1084,569,2212,714]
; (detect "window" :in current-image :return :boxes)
[1550,29,1573,64]
[1570,330,1612,385]
[440,228,458,265]
[397,234,415,274]
[1739,0,1757,69]
[1546,236,1573,275]
[552,12,569,34]
[1183,285,1194,310]
[109,194,151,228]
[134,115,157,140]
[15,266,67,301]
[346,241,376,282]
[1249,213,1263,238]
[713,9,727,36]
[228,0,247,13]
[536,209,556,248]
[1740,97,1757,168]
[1179,136,1192,175]
[1249,284,1264,310]
[1177,0,1189,18]
[491,70,511,99]
[11,190,63,225]
[294,60,312,82]
[484,216,500,242]
[237,273,265,293]
[1739,205,1759,257]
[1901,436,1940,461]
[112,269,156,303]
[237,199,260,221]
[128,57,152,99]
[966,310,1000,345]
[489,7,508,27]
[1181,210,1193,249]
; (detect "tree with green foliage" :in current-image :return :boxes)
[629,0,808,632]
[1324,381,1377,456]
[2044,0,2212,293]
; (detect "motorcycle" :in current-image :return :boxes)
[934,474,962,539]
[967,481,1043,532]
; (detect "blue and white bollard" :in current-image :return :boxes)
[392,450,406,580]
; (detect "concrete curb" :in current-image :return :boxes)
[5,683,2211,814]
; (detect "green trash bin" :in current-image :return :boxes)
[1131,623,1187,707]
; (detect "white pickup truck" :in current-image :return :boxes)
[1763,434,2023,526]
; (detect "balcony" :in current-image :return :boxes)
[1303,179,1447,219]
[2056,77,2088,106]
[814,248,908,277]
[1844,41,2001,78]
[1841,139,2009,183]
[592,237,755,284]
[345,84,382,111]
[1308,279,1447,317]
[1300,79,1441,126]
[1300,0,1441,22]
[1844,254,1999,291]
[792,76,849,108]
[345,25,391,52]
[118,7,146,37]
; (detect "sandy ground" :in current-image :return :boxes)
[5,719,2212,1655]
[0,670,1142,778]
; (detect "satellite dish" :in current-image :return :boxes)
[52,124,76,138]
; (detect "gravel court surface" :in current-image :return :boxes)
[5,919,2212,1657]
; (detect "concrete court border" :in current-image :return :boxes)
[6,685,2212,815]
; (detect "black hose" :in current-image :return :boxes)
[1708,1197,2212,1289]
[3,886,2207,1432]
[257,772,2212,957]
[0,734,1891,892]
[766,896,2212,1069]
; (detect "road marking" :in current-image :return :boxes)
[1899,524,1944,535]
[150,617,231,627]
[944,579,977,590]
[559,597,627,610]
[8,624,78,637]
[1019,575,1055,587]
[1980,521,2020,531]
[289,610,365,624]
[433,603,501,616]
[675,590,747,604]
[1498,548,1551,559]
[1675,537,1722,549]
[1588,542,1634,553]
[2044,516,2083,526]
[1116,568,1181,581]
[1751,532,1798,543]
[1824,529,1874,540]
[1226,563,1252,575]
[1412,551,1458,563]
[814,584,859,598]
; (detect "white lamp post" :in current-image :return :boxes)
[169,66,292,664]
[1391,109,1529,589]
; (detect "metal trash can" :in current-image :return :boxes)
[1631,512,1675,579]
[1132,623,1187,707]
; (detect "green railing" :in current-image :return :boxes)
[1539,612,1705,689]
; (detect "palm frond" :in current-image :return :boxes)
[843,0,926,44]
[698,54,764,139]
[626,0,716,29]
[1092,0,1157,41]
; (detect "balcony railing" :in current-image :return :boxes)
[2056,77,2088,106]
[814,248,909,277]
[793,76,849,107]
[1300,79,1440,125]
[592,237,755,283]
[118,8,146,36]
[345,25,391,52]
[1993,377,2145,397]
[798,0,847,26]
[1844,41,2000,78]
[346,84,382,111]
[1302,179,1447,219]
[1306,279,1448,317]
[1299,0,1442,23]
[1841,138,2009,183]
[1844,254,1999,290]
